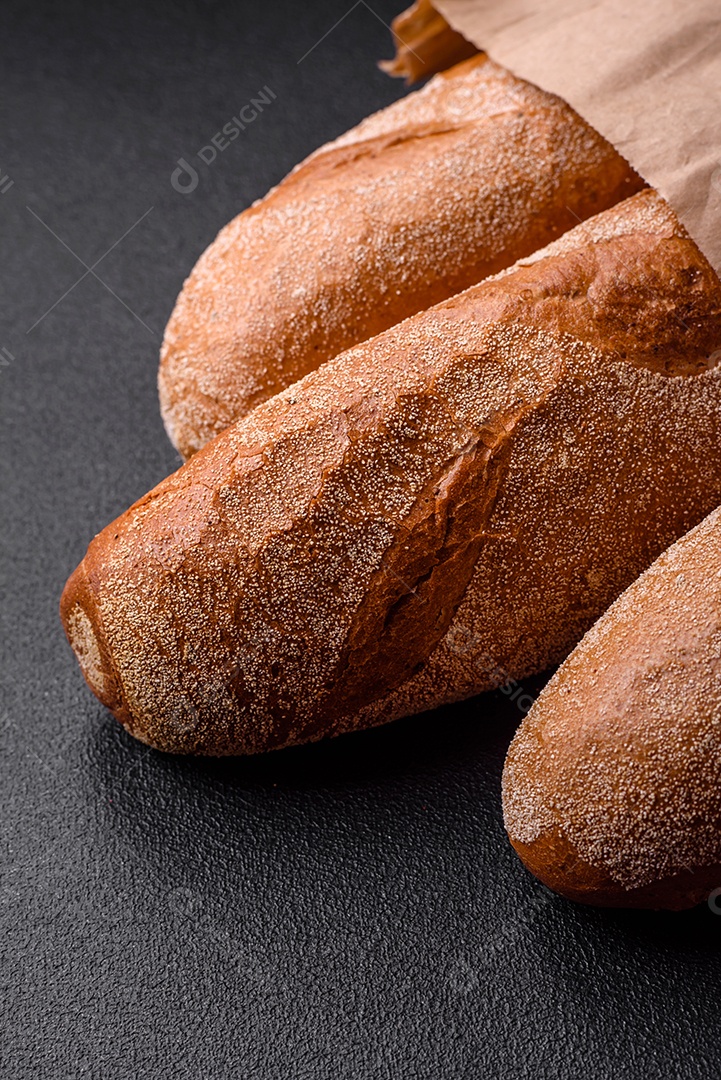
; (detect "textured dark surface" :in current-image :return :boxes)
[1,1,720,1077]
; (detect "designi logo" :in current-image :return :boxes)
[171,86,277,195]
[171,157,200,195]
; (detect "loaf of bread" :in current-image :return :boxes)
[61,190,721,756]
[159,54,642,459]
[503,506,721,910]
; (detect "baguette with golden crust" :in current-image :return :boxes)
[62,191,721,756]
[159,54,642,459]
[502,506,721,910]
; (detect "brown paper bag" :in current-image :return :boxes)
[385,0,721,274]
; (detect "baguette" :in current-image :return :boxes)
[159,54,642,459]
[62,190,721,756]
[502,506,721,910]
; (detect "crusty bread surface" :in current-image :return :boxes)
[62,190,721,756]
[159,54,643,459]
[502,506,721,910]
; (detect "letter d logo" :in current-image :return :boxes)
[171,157,199,194]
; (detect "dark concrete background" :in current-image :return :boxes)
[1,1,719,1076]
